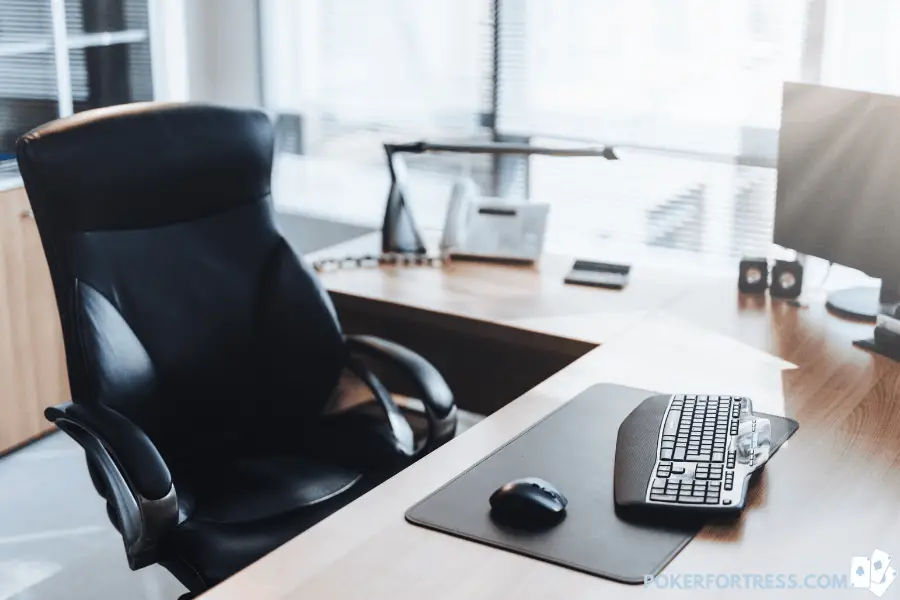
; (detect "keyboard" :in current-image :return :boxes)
[614,394,772,515]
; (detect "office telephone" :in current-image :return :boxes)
[440,177,550,263]
[313,177,550,272]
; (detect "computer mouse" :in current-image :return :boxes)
[489,477,568,529]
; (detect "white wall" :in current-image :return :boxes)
[183,0,262,106]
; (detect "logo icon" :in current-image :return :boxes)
[852,550,898,596]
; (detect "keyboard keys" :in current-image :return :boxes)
[680,495,705,504]
[650,493,678,502]
[724,471,734,491]
[663,408,681,436]
[650,395,753,507]
[726,450,736,469]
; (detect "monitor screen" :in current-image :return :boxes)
[774,82,900,283]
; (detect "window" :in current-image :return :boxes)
[496,0,808,260]
[263,0,900,261]
[0,0,153,164]
[262,0,496,230]
[498,0,808,162]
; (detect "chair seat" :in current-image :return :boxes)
[170,454,378,587]
[163,397,443,587]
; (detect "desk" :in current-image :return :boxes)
[203,232,900,599]
[300,232,730,414]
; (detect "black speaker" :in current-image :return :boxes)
[770,259,803,299]
[738,257,769,294]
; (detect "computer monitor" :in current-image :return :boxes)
[774,81,900,321]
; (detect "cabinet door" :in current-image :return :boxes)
[0,187,70,454]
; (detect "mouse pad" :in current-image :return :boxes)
[405,383,799,584]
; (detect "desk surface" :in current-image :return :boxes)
[301,232,716,353]
[204,233,899,599]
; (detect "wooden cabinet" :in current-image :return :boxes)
[0,185,69,455]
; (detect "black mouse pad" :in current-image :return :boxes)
[405,383,799,584]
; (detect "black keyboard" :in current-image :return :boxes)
[647,395,771,511]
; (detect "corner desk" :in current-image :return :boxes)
[198,230,900,599]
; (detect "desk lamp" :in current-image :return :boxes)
[382,141,618,254]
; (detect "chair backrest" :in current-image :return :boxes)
[16,103,347,461]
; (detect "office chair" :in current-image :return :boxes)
[15,103,458,594]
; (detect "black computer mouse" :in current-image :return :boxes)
[489,477,568,529]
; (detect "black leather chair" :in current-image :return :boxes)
[15,103,457,594]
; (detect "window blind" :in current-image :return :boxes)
[0,0,153,161]
[0,1,58,157]
[65,0,154,111]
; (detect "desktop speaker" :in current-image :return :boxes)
[770,259,803,299]
[738,258,769,294]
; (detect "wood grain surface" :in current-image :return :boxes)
[0,187,69,454]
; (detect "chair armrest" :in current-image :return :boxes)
[45,402,177,569]
[46,402,171,498]
[345,335,457,450]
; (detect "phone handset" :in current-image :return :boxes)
[440,177,479,254]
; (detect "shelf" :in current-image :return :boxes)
[0,29,148,59]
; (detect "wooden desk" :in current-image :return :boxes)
[203,232,900,600]
[210,232,898,599]
[301,232,730,414]
[301,233,694,351]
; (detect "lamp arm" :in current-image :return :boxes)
[380,139,618,254]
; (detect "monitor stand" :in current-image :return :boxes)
[826,281,900,322]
